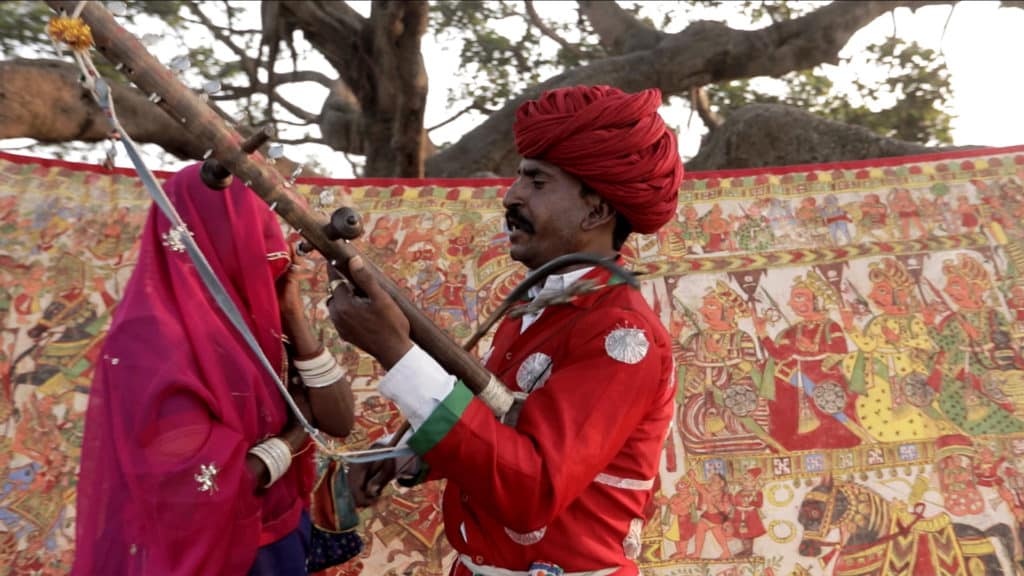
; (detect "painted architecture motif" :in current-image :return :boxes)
[3,148,1024,574]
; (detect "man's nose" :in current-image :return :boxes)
[503,180,524,209]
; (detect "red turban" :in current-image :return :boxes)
[513,85,683,234]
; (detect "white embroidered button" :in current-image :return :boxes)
[605,327,649,364]
[515,352,552,392]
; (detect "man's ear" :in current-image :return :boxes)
[581,195,616,231]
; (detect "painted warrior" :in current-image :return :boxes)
[841,258,950,441]
[756,272,864,450]
[926,253,1024,435]
[734,202,774,252]
[678,204,708,254]
[679,281,772,454]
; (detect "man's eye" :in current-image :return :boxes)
[532,180,545,190]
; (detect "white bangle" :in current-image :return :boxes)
[248,437,293,487]
[293,348,345,388]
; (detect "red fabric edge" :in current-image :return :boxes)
[2,144,1022,185]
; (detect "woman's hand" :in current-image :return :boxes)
[277,244,305,319]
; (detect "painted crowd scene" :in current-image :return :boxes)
[3,146,1024,575]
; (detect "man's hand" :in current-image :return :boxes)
[347,458,398,508]
[326,255,413,369]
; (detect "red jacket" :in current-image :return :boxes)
[407,265,675,574]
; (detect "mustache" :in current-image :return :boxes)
[504,208,534,234]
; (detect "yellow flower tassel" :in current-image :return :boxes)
[47,16,93,52]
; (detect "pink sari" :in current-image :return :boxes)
[73,164,314,575]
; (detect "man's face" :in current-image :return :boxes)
[503,158,591,270]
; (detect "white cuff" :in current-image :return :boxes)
[379,344,456,430]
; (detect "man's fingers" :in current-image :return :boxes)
[346,255,383,300]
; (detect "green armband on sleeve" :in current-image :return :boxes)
[408,380,474,456]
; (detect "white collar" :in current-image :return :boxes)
[527,266,593,302]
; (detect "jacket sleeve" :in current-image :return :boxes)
[407,308,673,533]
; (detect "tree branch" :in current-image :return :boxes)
[0,59,205,159]
[427,103,479,132]
[274,135,324,145]
[185,1,257,79]
[273,1,372,102]
[266,70,335,87]
[270,90,319,123]
[690,86,723,130]
[428,0,955,177]
[577,0,664,55]
[524,1,583,58]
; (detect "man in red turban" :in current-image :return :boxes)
[513,85,683,235]
[329,85,683,575]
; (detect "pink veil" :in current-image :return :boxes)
[73,164,313,575]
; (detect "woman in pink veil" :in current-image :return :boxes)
[73,164,355,575]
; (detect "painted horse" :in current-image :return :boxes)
[797,476,1014,575]
[7,288,108,401]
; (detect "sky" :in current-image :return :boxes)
[2,1,1023,177]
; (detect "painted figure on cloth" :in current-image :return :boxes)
[678,204,707,255]
[840,258,950,441]
[654,473,699,560]
[934,434,985,516]
[755,271,865,450]
[932,435,1024,566]
[686,469,734,560]
[795,197,825,244]
[701,203,733,253]
[925,253,1024,435]
[679,281,772,454]
[956,195,981,233]
[734,202,774,252]
[856,193,889,242]
[729,467,766,557]
[821,195,852,245]
[888,188,929,239]
[9,279,115,400]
